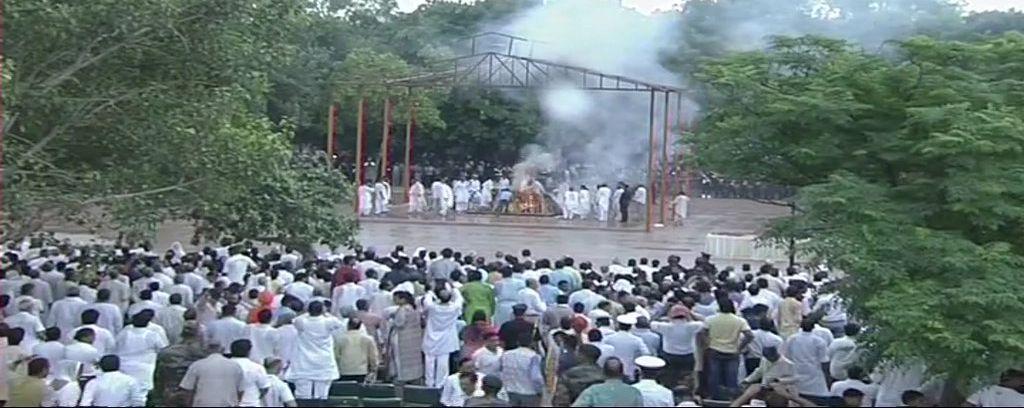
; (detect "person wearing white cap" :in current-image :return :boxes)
[602,313,650,382]
[633,356,674,407]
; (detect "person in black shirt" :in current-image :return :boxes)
[498,304,536,349]
[618,183,634,223]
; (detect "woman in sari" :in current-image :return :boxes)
[387,291,425,384]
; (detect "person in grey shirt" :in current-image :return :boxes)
[428,248,460,282]
[179,342,246,406]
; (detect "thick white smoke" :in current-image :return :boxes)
[495,0,688,188]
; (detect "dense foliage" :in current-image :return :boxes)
[692,33,1024,387]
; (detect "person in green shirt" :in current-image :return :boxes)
[571,357,643,407]
[461,270,496,322]
[8,357,52,407]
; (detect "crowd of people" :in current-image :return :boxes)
[1,238,1022,407]
[361,174,692,225]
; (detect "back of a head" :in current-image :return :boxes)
[221,304,237,318]
[800,318,816,332]
[27,357,49,377]
[257,309,273,324]
[75,327,95,343]
[481,374,503,395]
[901,390,926,406]
[844,323,861,337]
[230,339,252,358]
[44,327,61,342]
[572,302,585,313]
[603,357,624,379]
[308,300,324,316]
[578,344,601,363]
[169,293,183,306]
[131,312,149,328]
[348,318,363,331]
[587,330,603,343]
[99,355,120,372]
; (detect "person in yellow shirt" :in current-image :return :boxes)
[777,287,804,339]
[703,300,754,400]
[8,357,52,407]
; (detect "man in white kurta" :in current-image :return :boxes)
[409,180,427,215]
[287,302,343,399]
[153,296,187,344]
[331,281,366,316]
[595,184,611,222]
[453,179,470,213]
[422,288,464,388]
[468,176,482,210]
[358,182,374,216]
[673,192,691,225]
[782,323,831,398]
[480,178,495,209]
[440,182,455,217]
[204,305,247,353]
[517,279,547,317]
[373,180,390,215]
[46,287,87,340]
[577,186,592,219]
[563,188,579,220]
[633,185,648,220]
[115,315,169,398]
[611,186,624,221]
[245,310,281,366]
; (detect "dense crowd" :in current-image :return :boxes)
[1,239,1022,407]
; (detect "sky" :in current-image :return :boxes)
[396,0,1024,14]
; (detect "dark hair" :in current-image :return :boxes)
[800,318,816,332]
[169,293,183,305]
[148,281,160,291]
[717,299,736,314]
[556,294,569,304]
[222,304,237,318]
[131,312,150,327]
[75,327,95,342]
[441,248,454,258]
[843,388,865,398]
[230,339,253,358]
[472,310,488,324]
[847,366,865,381]
[578,344,601,363]
[901,390,925,405]
[308,301,324,316]
[257,309,273,324]
[480,375,503,395]
[572,302,585,313]
[539,275,550,285]
[99,355,120,372]
[347,318,362,331]
[587,330,603,343]
[139,289,153,301]
[27,357,49,377]
[44,327,61,342]
[844,323,861,337]
[356,298,369,311]
[603,357,624,379]
[6,327,25,345]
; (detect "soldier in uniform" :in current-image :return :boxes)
[150,321,206,406]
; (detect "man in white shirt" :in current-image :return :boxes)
[32,327,66,370]
[46,286,87,336]
[126,289,164,318]
[262,358,298,408]
[98,271,131,313]
[6,298,46,351]
[80,355,148,407]
[828,323,860,380]
[331,280,366,316]
[230,339,272,407]
[518,278,547,318]
[602,314,651,381]
[93,289,125,334]
[567,281,604,314]
[782,320,830,398]
[168,274,195,308]
[966,369,1024,407]
[65,328,102,379]
[830,366,878,407]
[244,309,281,366]
[422,289,464,388]
[154,294,188,344]
[224,247,258,284]
[632,356,675,407]
[285,273,315,305]
[204,304,247,353]
[74,309,117,355]
[115,313,169,397]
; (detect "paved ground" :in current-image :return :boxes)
[47,199,788,266]
[356,199,788,264]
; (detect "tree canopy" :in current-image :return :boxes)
[691,33,1024,387]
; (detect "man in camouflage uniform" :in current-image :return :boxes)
[150,321,206,406]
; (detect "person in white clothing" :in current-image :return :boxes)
[79,355,148,407]
[168,275,195,308]
[245,309,281,365]
[454,178,470,213]
[562,187,579,220]
[480,177,495,210]
[32,328,66,371]
[440,180,455,217]
[223,247,258,284]
[74,309,117,355]
[408,179,428,215]
[331,280,367,317]
[154,294,188,344]
[286,301,343,400]
[782,320,830,398]
[126,290,164,318]
[595,184,612,222]
[230,339,272,407]
[262,358,298,408]
[966,369,1024,407]
[828,323,860,380]
[517,279,547,317]
[205,304,247,353]
[576,185,592,219]
[45,360,84,407]
[358,182,374,216]
[602,314,650,381]
[830,366,878,407]
[46,286,87,338]
[114,314,168,401]
[632,356,675,407]
[65,328,102,379]
[373,179,391,215]
[6,298,46,352]
[672,191,690,225]
[422,288,464,388]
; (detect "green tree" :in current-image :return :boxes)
[691,34,1024,388]
[4,0,355,249]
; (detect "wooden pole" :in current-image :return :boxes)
[355,97,366,214]
[404,103,416,202]
[327,104,335,161]
[660,91,671,225]
[646,90,656,233]
[380,98,392,184]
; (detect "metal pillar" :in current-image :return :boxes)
[646,90,656,233]
[660,91,671,225]
[354,97,366,214]
[404,103,416,202]
[380,98,392,183]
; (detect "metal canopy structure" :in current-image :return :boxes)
[333,32,692,232]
